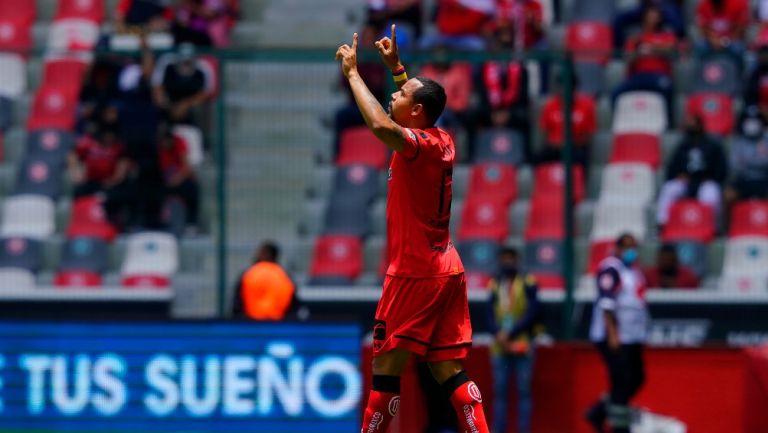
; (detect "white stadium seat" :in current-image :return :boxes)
[121,232,179,287]
[0,195,55,239]
[718,274,768,294]
[599,163,655,205]
[173,124,204,167]
[721,236,768,277]
[613,91,667,135]
[47,19,100,52]
[0,268,35,291]
[0,53,26,99]
[590,199,647,241]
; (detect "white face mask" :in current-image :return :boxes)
[744,119,763,138]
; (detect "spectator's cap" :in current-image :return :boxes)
[176,42,197,63]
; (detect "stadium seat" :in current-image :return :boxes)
[587,240,614,274]
[198,55,220,98]
[0,2,35,22]
[459,240,500,276]
[661,200,716,243]
[66,196,118,242]
[523,240,563,285]
[531,273,564,290]
[590,200,647,241]
[14,157,63,198]
[26,86,79,131]
[533,163,585,203]
[721,236,768,278]
[0,53,26,99]
[467,163,517,205]
[566,22,612,64]
[0,16,33,53]
[309,235,363,283]
[729,200,768,238]
[458,197,510,242]
[672,241,709,278]
[337,126,388,170]
[25,129,74,163]
[0,268,35,291]
[574,61,605,96]
[42,56,90,90]
[323,164,378,237]
[692,58,739,95]
[568,0,615,23]
[55,0,104,23]
[719,274,768,293]
[609,133,661,169]
[525,198,566,240]
[473,128,525,165]
[161,197,187,239]
[47,19,100,51]
[599,163,655,204]
[54,270,102,287]
[173,125,204,167]
[121,232,179,288]
[0,237,41,272]
[612,91,667,135]
[60,238,109,273]
[686,93,734,136]
[0,195,54,239]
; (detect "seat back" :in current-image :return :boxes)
[533,162,585,203]
[587,240,614,274]
[66,196,118,241]
[722,236,768,276]
[719,274,768,294]
[0,237,41,272]
[309,235,363,281]
[0,53,26,98]
[54,270,102,287]
[467,163,517,205]
[458,240,500,275]
[590,200,647,242]
[609,133,661,168]
[523,239,563,276]
[612,91,667,134]
[0,16,33,52]
[473,128,525,165]
[0,268,35,291]
[55,0,105,23]
[172,124,204,167]
[337,126,388,170]
[574,61,605,96]
[686,93,734,136]
[692,58,739,95]
[566,22,612,64]
[25,129,74,163]
[120,231,179,279]
[0,2,36,22]
[599,163,655,205]
[525,198,565,240]
[458,198,510,242]
[14,157,63,198]
[42,55,90,89]
[661,200,716,243]
[730,200,768,238]
[59,236,108,274]
[0,195,55,239]
[27,85,79,131]
[47,19,100,52]
[568,0,615,23]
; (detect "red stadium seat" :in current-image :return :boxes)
[0,2,35,22]
[566,22,612,64]
[26,85,79,131]
[662,200,716,243]
[587,240,614,274]
[609,133,661,168]
[467,163,517,205]
[531,273,564,290]
[42,56,90,90]
[54,271,102,287]
[729,200,768,238]
[686,93,734,136]
[337,126,388,170]
[309,235,363,281]
[199,55,220,98]
[533,163,585,204]
[525,198,565,240]
[458,198,510,242]
[66,196,118,242]
[55,0,104,23]
[122,275,170,288]
[0,16,33,52]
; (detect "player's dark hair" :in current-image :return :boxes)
[616,233,636,248]
[498,246,519,258]
[413,76,447,126]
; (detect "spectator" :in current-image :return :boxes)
[418,45,473,131]
[473,22,531,159]
[613,0,685,48]
[420,0,495,50]
[643,243,700,289]
[656,114,727,227]
[725,108,768,207]
[535,70,596,169]
[114,0,173,34]
[612,5,677,125]
[367,0,424,40]
[68,126,131,198]
[158,125,200,232]
[78,57,121,134]
[494,0,545,52]
[232,241,296,320]
[695,0,749,67]
[486,246,541,433]
[152,42,213,126]
[744,45,768,122]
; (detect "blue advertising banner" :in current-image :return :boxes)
[0,322,361,432]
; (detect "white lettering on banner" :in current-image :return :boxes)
[20,355,52,414]
[145,355,180,416]
[222,356,255,416]
[727,332,768,347]
[91,354,126,416]
[180,355,220,417]
[258,344,303,416]
[647,320,710,347]
[52,355,91,415]
[305,357,361,417]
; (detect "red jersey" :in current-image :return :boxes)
[625,31,677,77]
[539,92,596,146]
[75,136,125,183]
[696,0,749,40]
[386,127,464,278]
[159,136,189,180]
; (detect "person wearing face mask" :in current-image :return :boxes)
[585,234,648,433]
[642,243,699,289]
[151,42,213,125]
[485,246,541,433]
[656,114,727,228]
[724,108,768,218]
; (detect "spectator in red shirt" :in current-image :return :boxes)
[418,46,473,132]
[68,126,131,198]
[612,5,677,124]
[643,243,700,289]
[695,0,749,67]
[158,125,200,230]
[613,0,685,48]
[535,71,596,169]
[420,0,495,50]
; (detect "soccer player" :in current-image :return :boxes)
[335,25,491,433]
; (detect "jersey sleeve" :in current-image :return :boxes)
[595,266,621,311]
[399,127,451,162]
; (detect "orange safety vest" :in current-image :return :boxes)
[240,262,295,320]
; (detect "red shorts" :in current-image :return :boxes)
[373,273,472,362]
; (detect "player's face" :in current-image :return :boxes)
[388,79,423,125]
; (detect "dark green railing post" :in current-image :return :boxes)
[216,55,228,318]
[561,55,576,340]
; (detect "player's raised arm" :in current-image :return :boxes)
[335,32,408,152]
[376,24,407,90]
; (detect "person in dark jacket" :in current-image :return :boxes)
[486,246,541,433]
[656,114,727,227]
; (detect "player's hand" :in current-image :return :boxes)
[375,24,402,72]
[335,33,359,79]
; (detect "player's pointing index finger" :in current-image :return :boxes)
[391,24,397,45]
[352,32,358,51]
